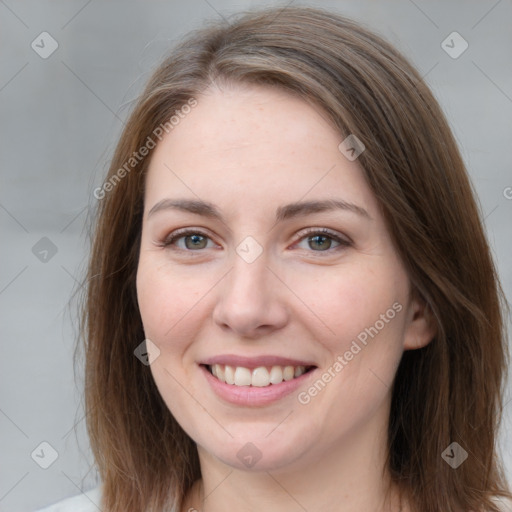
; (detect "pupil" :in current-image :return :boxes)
[310,235,330,251]
[186,234,206,249]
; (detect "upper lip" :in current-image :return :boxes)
[201,354,317,369]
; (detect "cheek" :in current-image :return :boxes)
[312,267,406,409]
[137,263,168,338]
[299,270,405,434]
[136,259,192,347]
[136,256,220,370]
[136,261,204,417]
[292,262,404,351]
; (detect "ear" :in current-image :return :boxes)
[403,288,437,351]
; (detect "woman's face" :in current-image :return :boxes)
[136,84,433,472]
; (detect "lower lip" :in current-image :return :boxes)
[200,365,316,407]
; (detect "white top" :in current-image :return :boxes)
[495,497,512,512]
[34,487,512,512]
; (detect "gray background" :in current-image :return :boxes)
[1,0,511,510]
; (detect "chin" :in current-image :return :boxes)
[196,424,316,473]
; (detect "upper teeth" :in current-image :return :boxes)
[210,364,307,387]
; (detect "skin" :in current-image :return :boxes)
[136,83,436,512]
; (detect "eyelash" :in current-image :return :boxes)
[157,227,351,255]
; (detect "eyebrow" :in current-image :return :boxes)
[148,198,372,222]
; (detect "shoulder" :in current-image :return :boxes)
[34,486,102,512]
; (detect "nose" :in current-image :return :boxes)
[212,254,289,339]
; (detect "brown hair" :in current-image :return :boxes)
[78,6,511,511]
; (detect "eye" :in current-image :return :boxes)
[293,228,351,253]
[157,227,351,255]
[159,229,216,251]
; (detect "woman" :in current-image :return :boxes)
[38,6,511,512]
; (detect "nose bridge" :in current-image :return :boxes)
[212,242,288,336]
[225,246,271,303]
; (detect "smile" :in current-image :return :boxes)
[207,364,315,387]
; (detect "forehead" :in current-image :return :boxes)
[144,84,378,218]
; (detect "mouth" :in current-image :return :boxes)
[202,363,317,387]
